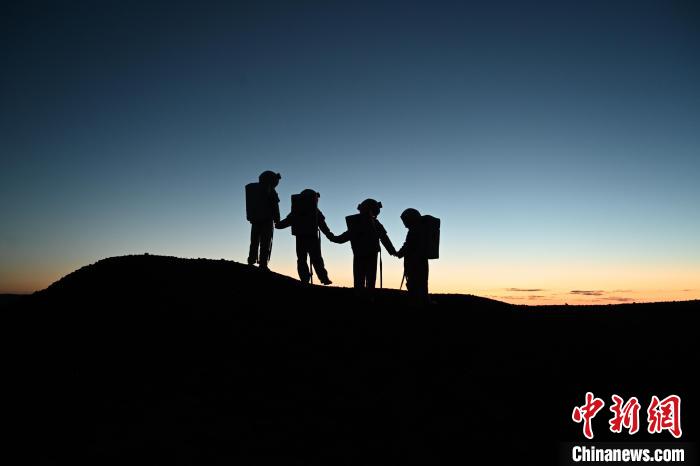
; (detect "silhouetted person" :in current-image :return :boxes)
[276,189,335,285]
[245,171,281,270]
[332,199,397,290]
[396,208,430,302]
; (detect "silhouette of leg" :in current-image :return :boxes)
[308,236,331,284]
[353,252,377,289]
[296,236,311,283]
[406,257,429,301]
[352,254,364,288]
[248,223,261,265]
[365,252,378,289]
[258,220,274,269]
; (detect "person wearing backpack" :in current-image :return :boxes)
[331,199,397,290]
[245,171,281,270]
[396,208,439,302]
[276,189,335,285]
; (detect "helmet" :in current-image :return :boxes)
[357,198,382,216]
[400,208,421,227]
[259,171,281,187]
[300,189,320,199]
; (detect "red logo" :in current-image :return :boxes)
[648,395,682,438]
[609,394,641,435]
[572,393,682,439]
[572,392,605,439]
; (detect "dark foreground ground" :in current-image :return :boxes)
[2,255,699,465]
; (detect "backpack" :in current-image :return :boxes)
[345,214,370,236]
[423,215,440,259]
[245,183,267,223]
[291,191,319,233]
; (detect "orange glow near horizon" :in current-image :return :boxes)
[427,261,700,305]
[4,256,699,306]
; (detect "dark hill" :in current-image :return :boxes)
[33,254,507,308]
[4,255,699,465]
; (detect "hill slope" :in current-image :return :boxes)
[34,254,507,308]
[4,255,699,465]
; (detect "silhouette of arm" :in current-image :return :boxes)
[396,242,405,258]
[376,220,397,255]
[333,230,351,244]
[380,233,397,256]
[396,229,416,258]
[276,213,292,229]
[271,190,281,224]
[317,210,334,239]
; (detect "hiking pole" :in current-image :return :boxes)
[400,272,406,290]
[379,249,383,289]
[309,252,313,284]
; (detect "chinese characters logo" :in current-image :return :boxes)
[572,392,682,439]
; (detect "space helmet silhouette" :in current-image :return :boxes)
[400,208,421,228]
[357,198,382,217]
[258,170,281,187]
[290,189,320,221]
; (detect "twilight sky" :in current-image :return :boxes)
[2,0,699,304]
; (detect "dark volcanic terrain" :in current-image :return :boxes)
[4,255,698,464]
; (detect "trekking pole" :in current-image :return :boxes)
[400,272,406,290]
[309,251,313,284]
[379,248,383,289]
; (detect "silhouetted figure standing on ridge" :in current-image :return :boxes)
[331,199,397,290]
[276,189,335,285]
[245,171,281,270]
[396,208,433,302]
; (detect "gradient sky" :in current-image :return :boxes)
[2,0,699,304]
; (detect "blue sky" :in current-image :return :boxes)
[2,1,699,302]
